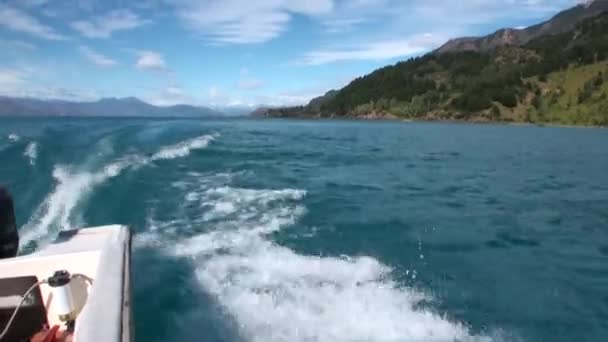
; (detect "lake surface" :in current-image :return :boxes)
[1,117,607,341]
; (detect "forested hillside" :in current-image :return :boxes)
[259,10,608,126]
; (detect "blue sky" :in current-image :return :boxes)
[0,0,585,108]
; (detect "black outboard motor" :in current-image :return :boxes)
[0,186,18,259]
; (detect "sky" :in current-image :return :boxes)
[0,0,587,109]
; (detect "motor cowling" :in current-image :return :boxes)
[0,186,19,258]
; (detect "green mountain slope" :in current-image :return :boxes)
[435,0,608,54]
[259,9,608,126]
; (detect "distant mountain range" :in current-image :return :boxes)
[256,1,608,126]
[0,96,224,117]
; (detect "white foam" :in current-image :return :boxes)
[199,187,306,222]
[20,163,121,247]
[152,134,216,161]
[8,133,20,142]
[160,180,486,342]
[197,245,476,342]
[20,134,218,249]
[133,213,179,250]
[24,142,38,166]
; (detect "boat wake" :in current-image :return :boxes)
[137,173,491,342]
[19,134,218,250]
[24,141,38,166]
[20,130,492,341]
[8,133,20,142]
[151,134,216,160]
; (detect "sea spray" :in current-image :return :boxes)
[24,142,38,166]
[8,133,20,142]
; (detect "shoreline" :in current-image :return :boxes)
[258,115,607,129]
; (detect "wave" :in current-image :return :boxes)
[152,134,217,161]
[138,174,488,342]
[8,133,20,142]
[19,134,218,250]
[24,142,38,166]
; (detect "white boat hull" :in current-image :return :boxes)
[0,225,132,342]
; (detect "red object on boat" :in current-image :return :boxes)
[42,325,60,342]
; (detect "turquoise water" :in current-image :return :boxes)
[1,117,608,342]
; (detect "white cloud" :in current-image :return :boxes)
[135,51,167,71]
[237,78,264,90]
[250,75,357,106]
[4,0,49,8]
[322,17,367,33]
[9,0,50,7]
[319,0,392,33]
[146,85,189,106]
[204,86,255,107]
[298,33,446,65]
[205,85,329,107]
[0,5,66,40]
[71,10,148,38]
[284,0,334,15]
[171,0,334,44]
[318,0,581,38]
[80,46,117,67]
[0,68,28,90]
[21,0,48,7]
[208,86,222,99]
[226,99,254,107]
[253,90,322,107]
[408,0,578,26]
[18,86,99,101]
[0,67,98,101]
[165,86,183,96]
[0,39,36,50]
